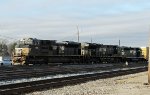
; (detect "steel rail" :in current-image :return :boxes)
[0,64,123,81]
[0,66,147,95]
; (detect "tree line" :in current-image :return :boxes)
[0,39,17,56]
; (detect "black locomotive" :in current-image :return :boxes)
[12,38,146,65]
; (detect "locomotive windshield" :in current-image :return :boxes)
[15,44,30,48]
[15,38,40,48]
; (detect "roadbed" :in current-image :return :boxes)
[26,71,150,95]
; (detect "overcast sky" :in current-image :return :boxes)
[0,0,150,47]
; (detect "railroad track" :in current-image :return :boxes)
[0,64,124,81]
[0,66,147,95]
[0,63,147,81]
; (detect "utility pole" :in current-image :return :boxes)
[91,37,92,43]
[77,26,79,42]
[148,27,150,84]
[119,39,120,46]
[148,40,150,84]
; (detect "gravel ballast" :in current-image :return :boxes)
[26,72,150,95]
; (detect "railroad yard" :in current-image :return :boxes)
[26,71,150,95]
[0,62,148,95]
[0,1,150,95]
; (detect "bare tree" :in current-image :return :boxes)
[0,39,9,56]
[7,42,17,55]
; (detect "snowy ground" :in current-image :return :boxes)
[0,66,145,86]
[0,70,103,86]
[26,71,150,95]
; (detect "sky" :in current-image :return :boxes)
[0,0,150,47]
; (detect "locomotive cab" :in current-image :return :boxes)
[12,38,35,65]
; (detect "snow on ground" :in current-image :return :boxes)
[0,66,145,86]
[26,71,150,95]
[0,70,103,86]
